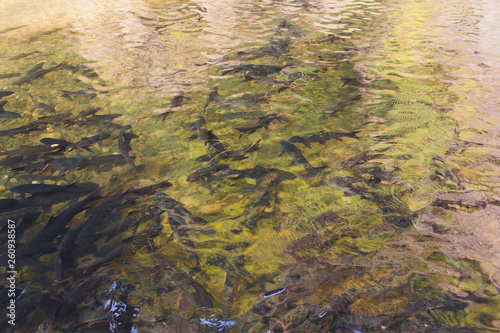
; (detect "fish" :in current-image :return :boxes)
[11,60,67,85]
[321,94,361,118]
[0,73,21,79]
[279,140,327,178]
[0,241,57,257]
[8,50,40,60]
[48,274,104,322]
[117,125,137,170]
[9,182,85,195]
[39,137,74,149]
[246,179,281,227]
[155,192,208,231]
[224,165,297,185]
[29,93,56,113]
[0,109,22,119]
[202,86,221,111]
[26,62,45,74]
[86,204,163,243]
[221,64,285,77]
[340,148,388,169]
[61,89,98,99]
[82,224,164,275]
[70,132,111,152]
[0,91,15,98]
[11,157,90,173]
[15,182,99,209]
[288,130,360,148]
[30,189,101,243]
[85,154,128,171]
[235,111,287,138]
[151,249,214,309]
[0,120,47,137]
[0,207,41,245]
[0,206,40,230]
[222,254,248,317]
[0,198,18,213]
[194,115,226,158]
[55,229,79,289]
[1,144,64,159]
[89,180,172,216]
[157,91,188,120]
[63,114,122,127]
[186,158,232,182]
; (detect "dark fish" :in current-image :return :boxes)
[0,73,21,79]
[30,189,101,243]
[29,93,56,113]
[221,64,285,77]
[322,94,361,118]
[0,291,49,329]
[48,274,104,321]
[340,148,388,169]
[55,229,79,288]
[186,158,232,182]
[11,157,90,173]
[11,60,67,85]
[39,137,73,148]
[0,206,40,229]
[157,91,188,120]
[203,86,221,111]
[70,132,111,152]
[246,179,280,227]
[279,140,327,178]
[16,182,99,208]
[0,207,40,244]
[0,198,18,212]
[0,241,57,256]
[0,110,22,119]
[61,89,98,99]
[86,204,163,243]
[82,224,164,275]
[194,115,226,159]
[63,113,122,127]
[117,125,137,170]
[151,249,214,309]
[9,182,84,195]
[353,165,396,182]
[1,144,64,159]
[89,180,172,216]
[225,165,297,185]
[0,120,47,137]
[222,254,248,317]
[155,192,208,231]
[289,130,360,148]
[235,111,287,138]
[86,154,128,171]
[8,50,40,60]
[0,91,15,98]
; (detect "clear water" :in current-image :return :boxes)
[1,0,500,331]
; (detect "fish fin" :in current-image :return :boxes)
[290,160,296,166]
[301,170,318,179]
[348,131,361,139]
[317,139,326,145]
[110,208,120,217]
[278,150,285,157]
[83,147,94,153]
[304,142,312,149]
